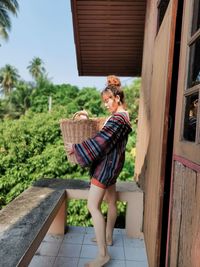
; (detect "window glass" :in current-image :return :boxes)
[188,37,200,88]
[183,94,198,142]
[192,0,200,35]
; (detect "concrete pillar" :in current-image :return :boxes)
[48,200,66,235]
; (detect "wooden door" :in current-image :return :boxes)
[143,1,178,266]
[166,0,200,265]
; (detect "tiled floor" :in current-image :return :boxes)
[29,226,149,267]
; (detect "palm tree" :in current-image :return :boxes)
[0,64,20,96]
[27,57,46,82]
[7,80,33,118]
[0,0,19,40]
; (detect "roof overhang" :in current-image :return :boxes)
[71,0,146,77]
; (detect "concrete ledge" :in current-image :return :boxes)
[0,184,66,267]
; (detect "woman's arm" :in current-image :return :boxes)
[73,113,132,167]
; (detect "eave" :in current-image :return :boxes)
[71,0,146,76]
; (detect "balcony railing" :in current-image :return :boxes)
[0,178,146,267]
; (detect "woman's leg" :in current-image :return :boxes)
[104,184,117,245]
[85,183,110,267]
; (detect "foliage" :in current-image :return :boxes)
[0,98,8,119]
[27,57,46,82]
[0,108,89,208]
[67,200,126,228]
[124,78,140,123]
[4,80,33,119]
[0,0,19,40]
[67,200,92,226]
[0,64,20,96]
[118,78,140,181]
[29,80,80,114]
[29,82,105,117]
[75,87,105,116]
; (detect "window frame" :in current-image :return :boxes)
[173,0,200,165]
[181,0,200,144]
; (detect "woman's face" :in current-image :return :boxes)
[102,91,119,114]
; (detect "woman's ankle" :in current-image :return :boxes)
[106,233,113,242]
[99,244,108,257]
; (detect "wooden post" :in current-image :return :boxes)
[48,96,52,112]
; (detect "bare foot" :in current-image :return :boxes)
[91,237,113,246]
[84,254,110,267]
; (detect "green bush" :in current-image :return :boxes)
[67,200,126,228]
[0,108,88,208]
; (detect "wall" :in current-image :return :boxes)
[167,159,200,267]
[135,0,178,266]
[135,0,157,188]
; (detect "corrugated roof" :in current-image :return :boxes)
[71,0,146,76]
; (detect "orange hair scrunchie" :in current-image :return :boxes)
[107,75,121,87]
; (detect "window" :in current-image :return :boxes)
[187,37,200,87]
[183,94,198,141]
[157,0,170,29]
[192,0,200,35]
[183,0,200,142]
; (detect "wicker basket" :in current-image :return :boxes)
[60,112,106,163]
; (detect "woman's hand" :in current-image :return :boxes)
[65,143,74,155]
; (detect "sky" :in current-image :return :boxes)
[0,0,134,90]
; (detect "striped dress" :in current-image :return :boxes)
[73,112,132,188]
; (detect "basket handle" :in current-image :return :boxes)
[72,110,89,120]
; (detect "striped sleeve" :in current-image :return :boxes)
[73,113,132,167]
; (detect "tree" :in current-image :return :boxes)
[0,0,19,40]
[75,87,105,116]
[27,57,46,82]
[0,98,7,119]
[0,64,20,96]
[8,81,33,118]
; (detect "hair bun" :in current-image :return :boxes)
[107,75,121,87]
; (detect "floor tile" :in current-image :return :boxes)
[84,226,123,235]
[121,229,126,236]
[83,233,123,247]
[31,226,149,267]
[36,242,60,257]
[105,259,126,267]
[58,243,82,258]
[125,260,149,267]
[29,255,55,267]
[124,247,147,261]
[43,234,63,244]
[113,228,123,235]
[63,232,84,244]
[83,233,96,245]
[78,258,126,267]
[122,229,143,238]
[78,258,93,267]
[123,237,145,248]
[108,246,125,260]
[67,226,86,233]
[80,244,98,258]
[85,226,95,234]
[53,256,78,267]
[112,234,123,247]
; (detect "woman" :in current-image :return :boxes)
[66,83,132,267]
